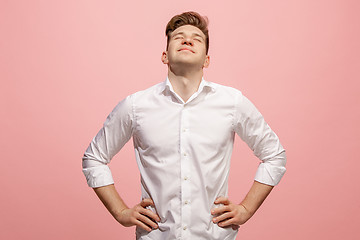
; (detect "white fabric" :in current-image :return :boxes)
[82,78,286,240]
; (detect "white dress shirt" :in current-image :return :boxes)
[82,78,286,240]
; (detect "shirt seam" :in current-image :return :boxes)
[130,93,137,136]
[232,92,239,133]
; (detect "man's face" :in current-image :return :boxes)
[162,25,210,69]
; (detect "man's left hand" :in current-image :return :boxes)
[211,196,253,229]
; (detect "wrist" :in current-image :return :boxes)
[239,203,255,216]
[113,206,129,221]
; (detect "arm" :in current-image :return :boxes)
[82,96,159,231]
[211,92,287,228]
[212,181,273,227]
[93,184,160,231]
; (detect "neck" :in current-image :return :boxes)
[167,68,203,103]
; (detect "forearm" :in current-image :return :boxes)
[240,180,273,215]
[93,184,129,221]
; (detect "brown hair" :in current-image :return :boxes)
[165,11,209,54]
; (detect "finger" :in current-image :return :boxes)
[139,199,161,222]
[217,217,237,228]
[211,205,230,215]
[139,207,161,222]
[232,225,240,230]
[140,198,155,207]
[137,213,159,229]
[134,218,153,232]
[213,211,234,223]
[214,196,230,205]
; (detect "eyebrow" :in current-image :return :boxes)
[172,31,205,40]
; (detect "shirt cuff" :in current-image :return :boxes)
[82,164,114,188]
[254,151,286,186]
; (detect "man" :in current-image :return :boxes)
[82,11,286,240]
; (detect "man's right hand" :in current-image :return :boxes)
[116,198,161,232]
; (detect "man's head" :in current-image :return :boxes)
[165,11,209,54]
[162,12,210,71]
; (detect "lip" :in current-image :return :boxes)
[178,48,195,53]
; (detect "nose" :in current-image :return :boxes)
[182,37,193,46]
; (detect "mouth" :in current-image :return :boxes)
[178,48,195,53]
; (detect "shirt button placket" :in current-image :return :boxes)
[180,104,191,239]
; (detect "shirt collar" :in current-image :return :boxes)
[160,77,216,95]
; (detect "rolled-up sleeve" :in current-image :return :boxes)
[234,92,286,186]
[82,95,134,188]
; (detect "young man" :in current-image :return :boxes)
[82,11,286,240]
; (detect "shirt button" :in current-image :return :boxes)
[183,152,187,156]
[185,200,189,205]
[183,226,187,230]
[184,176,188,180]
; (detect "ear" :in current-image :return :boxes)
[203,55,210,68]
[161,51,169,64]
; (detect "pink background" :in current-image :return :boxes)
[1,0,359,239]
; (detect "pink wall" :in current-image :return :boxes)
[1,0,359,239]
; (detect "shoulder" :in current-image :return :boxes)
[113,82,167,114]
[103,82,164,124]
[129,82,164,100]
[208,81,259,114]
[207,81,244,100]
[111,82,164,107]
